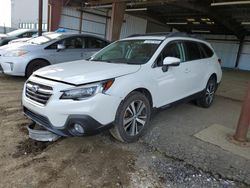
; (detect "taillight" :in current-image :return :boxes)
[218,58,222,65]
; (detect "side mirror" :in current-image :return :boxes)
[163,57,181,66]
[162,57,181,72]
[57,44,65,51]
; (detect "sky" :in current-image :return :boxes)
[0,0,11,27]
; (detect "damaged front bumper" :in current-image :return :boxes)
[23,107,113,140]
[27,122,61,142]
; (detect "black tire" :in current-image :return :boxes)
[26,60,49,78]
[110,91,151,143]
[196,77,217,108]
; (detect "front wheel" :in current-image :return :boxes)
[196,77,217,108]
[26,60,49,78]
[110,91,151,143]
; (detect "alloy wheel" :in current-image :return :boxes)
[123,100,147,136]
[205,81,215,105]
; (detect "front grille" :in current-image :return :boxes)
[24,107,51,127]
[25,81,53,105]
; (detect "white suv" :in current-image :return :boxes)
[22,33,222,143]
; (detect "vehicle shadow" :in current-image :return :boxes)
[0,73,26,82]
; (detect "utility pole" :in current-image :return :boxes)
[38,0,43,36]
[233,82,250,143]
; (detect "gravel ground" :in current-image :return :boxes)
[0,74,249,187]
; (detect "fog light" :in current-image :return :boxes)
[74,123,84,134]
[6,62,14,71]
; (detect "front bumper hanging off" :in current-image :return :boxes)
[27,122,61,142]
[24,107,113,139]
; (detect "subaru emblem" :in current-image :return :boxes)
[31,85,40,93]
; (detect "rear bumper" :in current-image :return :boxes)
[24,107,113,137]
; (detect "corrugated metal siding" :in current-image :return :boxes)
[60,7,107,38]
[120,14,147,39]
[62,7,81,17]
[209,40,240,68]
[60,8,148,40]
[60,15,80,32]
[199,34,250,71]
[238,41,250,71]
[81,10,107,38]
[81,19,106,37]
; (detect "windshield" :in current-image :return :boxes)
[28,33,63,45]
[90,39,162,65]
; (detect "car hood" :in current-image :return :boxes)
[34,60,141,85]
[0,42,37,55]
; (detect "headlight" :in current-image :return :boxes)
[60,79,114,100]
[3,50,29,57]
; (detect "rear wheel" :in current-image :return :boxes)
[26,60,49,78]
[110,91,151,143]
[196,77,216,108]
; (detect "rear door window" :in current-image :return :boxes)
[183,41,203,61]
[63,37,84,49]
[46,36,86,49]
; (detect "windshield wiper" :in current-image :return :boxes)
[90,59,112,63]
[91,58,141,64]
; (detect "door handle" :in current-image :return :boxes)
[184,68,190,73]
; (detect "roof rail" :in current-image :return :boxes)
[128,32,171,38]
[127,32,204,40]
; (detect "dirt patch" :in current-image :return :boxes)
[14,156,49,170]
[18,122,30,135]
[24,137,137,188]
[12,139,53,158]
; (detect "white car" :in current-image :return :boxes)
[22,33,222,143]
[0,32,109,77]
